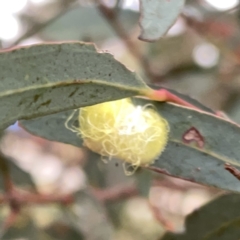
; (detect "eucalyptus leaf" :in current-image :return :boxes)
[20,110,82,146]
[148,100,240,193]
[139,0,185,42]
[21,98,240,192]
[161,193,240,240]
[19,86,214,144]
[0,42,148,131]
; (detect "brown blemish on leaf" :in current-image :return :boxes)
[34,94,41,102]
[182,127,204,148]
[68,88,78,98]
[41,100,51,107]
[225,163,240,180]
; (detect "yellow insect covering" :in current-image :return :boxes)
[77,98,169,173]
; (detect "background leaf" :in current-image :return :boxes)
[84,150,108,188]
[64,190,114,240]
[161,193,240,240]
[2,216,48,240]
[0,42,148,130]
[139,0,185,42]
[135,169,153,197]
[41,6,139,42]
[44,221,84,240]
[0,154,35,190]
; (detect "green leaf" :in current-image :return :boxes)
[41,6,139,41]
[139,0,185,42]
[19,86,214,145]
[64,190,114,240]
[84,150,107,188]
[148,100,240,193]
[161,193,240,240]
[0,42,148,131]
[21,97,240,193]
[20,110,83,146]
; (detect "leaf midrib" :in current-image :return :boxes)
[0,79,148,97]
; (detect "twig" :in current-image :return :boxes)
[149,203,174,231]
[0,190,74,205]
[0,151,74,234]
[182,13,240,65]
[91,185,138,203]
[97,1,164,82]
[0,149,18,232]
[0,153,14,193]
[9,1,78,48]
[225,163,240,180]
[0,188,74,233]
[21,192,74,205]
